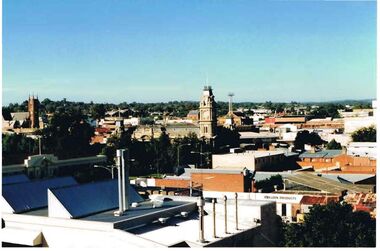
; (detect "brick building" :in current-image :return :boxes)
[154,169,255,193]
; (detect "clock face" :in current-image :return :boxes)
[201,111,209,120]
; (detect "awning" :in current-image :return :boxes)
[1,227,42,246]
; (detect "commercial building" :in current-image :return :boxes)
[2,176,280,247]
[347,142,377,158]
[212,150,286,171]
[153,168,255,193]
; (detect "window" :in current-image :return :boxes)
[282,204,287,216]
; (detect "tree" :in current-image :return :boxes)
[284,202,376,247]
[255,175,283,193]
[294,130,326,150]
[42,111,95,159]
[90,104,106,120]
[326,139,342,150]
[2,107,12,120]
[351,126,376,142]
[2,134,38,164]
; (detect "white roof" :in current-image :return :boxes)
[130,199,271,246]
[2,228,42,246]
[348,142,377,147]
[239,131,278,139]
[220,150,284,158]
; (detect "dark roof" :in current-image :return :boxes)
[50,179,143,218]
[2,177,77,213]
[2,174,30,185]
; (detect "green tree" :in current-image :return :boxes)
[2,134,38,164]
[42,111,95,159]
[351,126,376,142]
[90,104,106,120]
[284,202,376,247]
[2,107,12,120]
[326,139,342,150]
[311,104,342,118]
[294,130,326,150]
[255,175,283,192]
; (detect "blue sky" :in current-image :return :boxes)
[3,0,376,105]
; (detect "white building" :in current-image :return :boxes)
[2,177,279,247]
[212,151,286,171]
[123,117,140,126]
[344,117,376,134]
[347,142,377,159]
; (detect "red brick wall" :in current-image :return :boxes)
[154,173,247,192]
[155,179,190,189]
[191,173,245,192]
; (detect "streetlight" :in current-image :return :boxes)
[94,158,135,179]
[93,164,117,179]
[177,143,191,167]
[190,151,210,168]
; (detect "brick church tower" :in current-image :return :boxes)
[28,95,40,128]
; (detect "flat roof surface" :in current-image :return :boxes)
[191,168,244,174]
[216,150,284,158]
[239,132,278,139]
[284,172,372,194]
[83,200,191,223]
[319,173,375,184]
[128,199,271,247]
[299,150,343,158]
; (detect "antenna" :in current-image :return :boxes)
[228,92,234,114]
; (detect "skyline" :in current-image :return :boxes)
[3,0,377,105]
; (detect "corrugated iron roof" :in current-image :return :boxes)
[2,174,30,185]
[284,172,371,194]
[299,150,343,159]
[50,179,143,218]
[2,177,78,213]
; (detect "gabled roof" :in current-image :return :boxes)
[11,112,29,121]
[2,177,77,213]
[2,174,30,185]
[187,110,199,115]
[49,179,143,218]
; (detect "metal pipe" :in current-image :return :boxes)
[120,149,126,212]
[212,198,216,238]
[235,193,238,230]
[189,180,192,197]
[116,150,123,215]
[38,137,42,155]
[122,149,130,211]
[197,196,205,243]
[224,195,228,234]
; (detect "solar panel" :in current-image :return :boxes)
[2,174,30,185]
[49,179,143,218]
[2,177,77,213]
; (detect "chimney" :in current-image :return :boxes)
[114,149,130,216]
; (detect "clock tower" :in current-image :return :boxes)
[199,86,217,139]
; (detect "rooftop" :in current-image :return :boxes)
[284,172,372,194]
[299,150,343,159]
